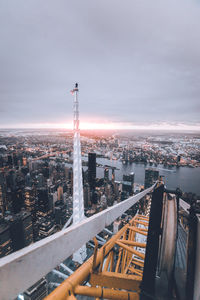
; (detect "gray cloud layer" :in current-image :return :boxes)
[0,0,200,127]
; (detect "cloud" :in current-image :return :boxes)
[0,0,200,128]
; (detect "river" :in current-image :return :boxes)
[94,158,200,195]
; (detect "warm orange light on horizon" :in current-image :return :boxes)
[1,121,200,131]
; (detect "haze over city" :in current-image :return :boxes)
[1,2,200,299]
[0,0,200,131]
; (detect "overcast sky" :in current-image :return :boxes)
[0,0,200,129]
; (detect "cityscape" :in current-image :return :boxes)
[0,0,200,299]
[0,127,200,280]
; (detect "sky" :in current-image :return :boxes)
[0,0,200,130]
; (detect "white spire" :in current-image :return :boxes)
[72,83,87,263]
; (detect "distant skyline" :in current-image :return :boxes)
[0,0,200,131]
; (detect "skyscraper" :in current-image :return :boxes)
[25,187,37,240]
[144,168,159,188]
[7,211,33,251]
[0,185,6,216]
[122,172,135,196]
[25,187,36,217]
[104,167,109,182]
[88,152,96,190]
[0,172,7,215]
[72,83,86,263]
[0,223,12,258]
[11,187,24,214]
[37,188,50,217]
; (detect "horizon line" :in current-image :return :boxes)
[0,126,200,132]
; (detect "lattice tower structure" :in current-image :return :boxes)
[72,83,87,263]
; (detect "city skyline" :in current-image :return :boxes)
[0,0,200,130]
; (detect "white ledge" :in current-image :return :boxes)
[0,185,154,300]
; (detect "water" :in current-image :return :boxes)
[95,158,200,195]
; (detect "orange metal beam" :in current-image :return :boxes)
[89,271,141,291]
[132,259,144,268]
[135,215,149,221]
[128,226,148,236]
[129,267,143,276]
[45,219,129,300]
[116,241,145,260]
[118,240,146,248]
[74,285,140,300]
[45,214,149,300]
[133,220,149,226]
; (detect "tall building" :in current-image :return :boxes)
[37,188,50,217]
[6,170,16,190]
[12,152,18,167]
[57,185,63,201]
[25,173,32,187]
[0,184,6,216]
[11,187,24,214]
[83,183,90,208]
[6,211,33,251]
[104,167,109,182]
[25,187,37,240]
[72,83,86,263]
[88,153,96,190]
[37,173,45,188]
[21,211,34,247]
[0,172,7,215]
[7,154,13,167]
[25,187,36,218]
[0,223,12,258]
[144,168,159,188]
[122,172,135,196]
[38,217,55,239]
[112,168,115,182]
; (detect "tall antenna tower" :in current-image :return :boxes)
[71,83,87,263]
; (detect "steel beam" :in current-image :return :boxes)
[128,226,148,236]
[59,263,73,275]
[116,241,145,260]
[141,183,164,297]
[118,240,146,248]
[186,207,199,299]
[52,269,68,279]
[90,271,141,291]
[45,213,149,300]
[74,285,140,300]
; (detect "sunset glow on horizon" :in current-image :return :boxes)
[1,121,200,131]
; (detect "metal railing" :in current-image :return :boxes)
[0,185,154,300]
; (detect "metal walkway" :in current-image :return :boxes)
[176,224,187,271]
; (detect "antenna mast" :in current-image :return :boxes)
[72,83,86,263]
